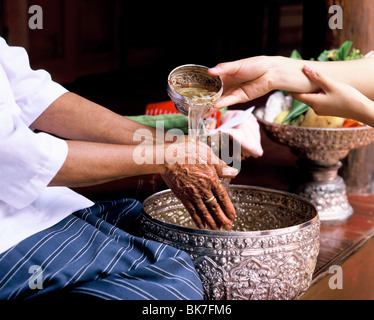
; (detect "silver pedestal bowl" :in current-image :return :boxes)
[141,186,319,300]
[256,110,374,225]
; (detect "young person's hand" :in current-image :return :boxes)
[207,56,316,113]
[293,64,374,127]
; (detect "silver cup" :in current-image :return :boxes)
[167,64,223,116]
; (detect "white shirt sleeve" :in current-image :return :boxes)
[0,37,69,209]
[0,37,68,126]
[0,111,68,209]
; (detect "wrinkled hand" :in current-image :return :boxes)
[161,140,238,230]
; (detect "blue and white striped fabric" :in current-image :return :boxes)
[0,198,204,300]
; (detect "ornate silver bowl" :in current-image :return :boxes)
[167,64,223,116]
[256,109,374,225]
[141,185,320,300]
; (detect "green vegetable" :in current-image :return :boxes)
[283,99,310,124]
[290,49,303,60]
[317,41,363,62]
[338,41,352,60]
[282,41,363,124]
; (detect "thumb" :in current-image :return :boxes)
[212,95,243,110]
[303,63,331,92]
[214,159,239,179]
[208,60,244,77]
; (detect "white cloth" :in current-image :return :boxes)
[0,37,93,254]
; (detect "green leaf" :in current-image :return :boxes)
[282,99,310,124]
[317,50,330,61]
[290,50,303,60]
[337,41,353,61]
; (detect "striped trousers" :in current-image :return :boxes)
[0,198,204,300]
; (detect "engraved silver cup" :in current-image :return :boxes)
[167,64,223,116]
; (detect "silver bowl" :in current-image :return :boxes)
[167,64,223,116]
[256,108,374,225]
[140,185,320,300]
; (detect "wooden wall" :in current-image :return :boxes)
[1,0,306,83]
[326,0,374,55]
[2,0,121,83]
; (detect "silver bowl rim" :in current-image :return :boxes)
[141,185,319,237]
[255,107,374,133]
[167,64,223,102]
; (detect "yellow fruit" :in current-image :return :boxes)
[274,110,291,125]
[300,109,344,128]
[292,114,305,127]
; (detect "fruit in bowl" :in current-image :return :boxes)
[263,91,364,129]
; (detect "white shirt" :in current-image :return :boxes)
[0,37,94,254]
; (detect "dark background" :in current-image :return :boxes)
[0,0,330,116]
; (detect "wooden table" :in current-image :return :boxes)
[301,195,374,300]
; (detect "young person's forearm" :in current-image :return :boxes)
[353,95,374,127]
[311,58,374,99]
[274,57,374,100]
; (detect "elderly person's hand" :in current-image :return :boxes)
[161,140,238,231]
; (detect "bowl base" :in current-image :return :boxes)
[295,175,353,225]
